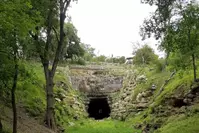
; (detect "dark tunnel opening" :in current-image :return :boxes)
[88,98,111,120]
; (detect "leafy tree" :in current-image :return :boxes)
[1,0,80,131]
[141,0,199,81]
[116,56,126,64]
[63,23,85,60]
[92,55,107,62]
[41,0,68,129]
[155,58,166,72]
[30,0,77,129]
[82,44,96,61]
[167,51,191,71]
[105,56,126,64]
[133,44,158,65]
[66,43,84,60]
[140,0,190,62]
[140,0,184,40]
[163,3,199,81]
[0,1,37,133]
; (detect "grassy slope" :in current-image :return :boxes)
[16,62,46,117]
[156,114,199,133]
[127,65,199,133]
[1,61,86,132]
[1,61,53,133]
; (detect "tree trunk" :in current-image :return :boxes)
[12,55,18,133]
[192,54,197,82]
[44,66,56,130]
[42,0,72,130]
[0,118,2,132]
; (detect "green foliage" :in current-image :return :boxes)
[154,70,193,106]
[67,58,86,65]
[144,2,199,81]
[1,125,12,133]
[92,55,107,62]
[82,44,96,61]
[155,58,165,72]
[55,102,73,128]
[16,62,46,117]
[62,23,85,60]
[127,64,199,133]
[0,0,37,36]
[133,45,158,66]
[52,66,87,129]
[163,3,199,56]
[0,0,40,109]
[0,55,14,99]
[0,0,39,59]
[132,67,170,101]
[167,52,191,71]
[106,56,126,64]
[6,62,87,129]
[76,58,86,65]
[140,0,178,40]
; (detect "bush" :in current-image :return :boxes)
[25,97,45,117]
[77,58,86,65]
[155,58,165,72]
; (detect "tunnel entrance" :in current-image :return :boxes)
[87,98,111,120]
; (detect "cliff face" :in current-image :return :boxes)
[70,73,123,93]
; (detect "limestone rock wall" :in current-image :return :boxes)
[110,70,137,120]
[110,71,155,120]
[69,67,155,120]
[71,75,123,93]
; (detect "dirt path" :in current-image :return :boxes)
[1,105,55,133]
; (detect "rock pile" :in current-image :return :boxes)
[110,71,157,120]
[134,86,156,109]
[55,81,87,120]
[110,71,137,120]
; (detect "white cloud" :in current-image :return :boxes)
[68,0,163,57]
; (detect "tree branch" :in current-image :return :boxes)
[29,31,37,40]
[51,0,71,77]
[52,26,60,43]
[29,31,45,64]
[43,5,54,69]
[63,0,67,5]
[63,0,71,14]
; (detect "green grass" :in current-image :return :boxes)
[154,71,193,106]
[1,123,12,133]
[16,61,46,117]
[15,62,87,125]
[125,65,199,133]
[132,69,170,101]
[155,114,199,133]
[67,120,141,133]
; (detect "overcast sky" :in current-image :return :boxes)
[69,0,164,57]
